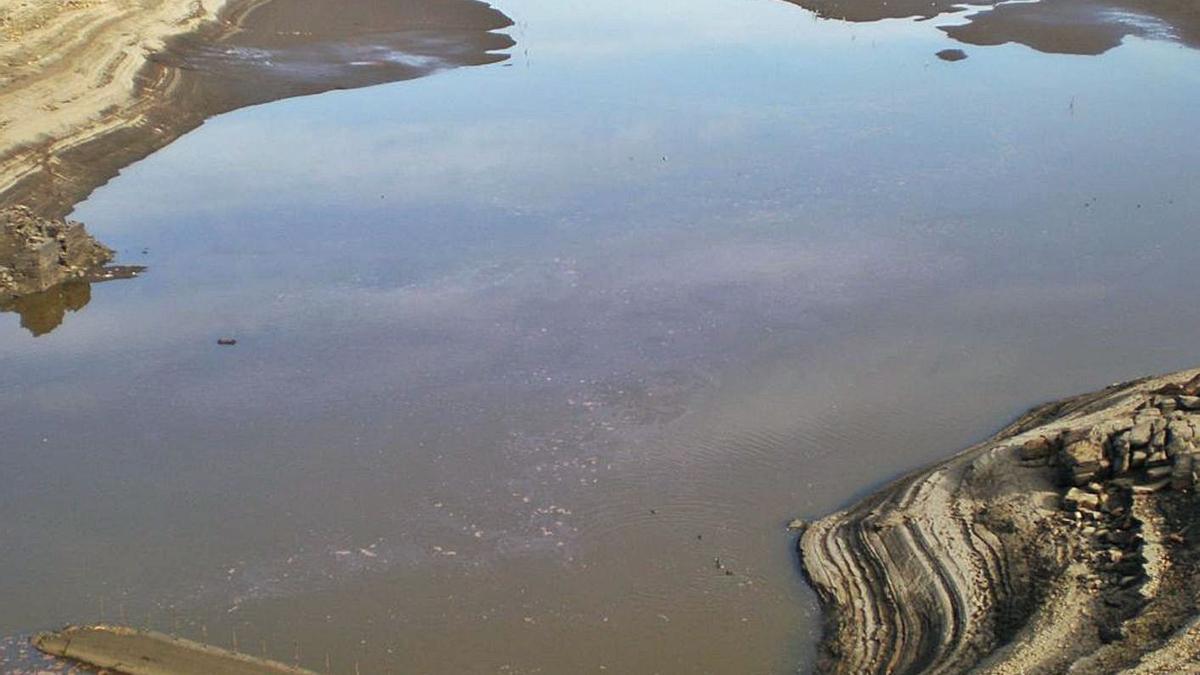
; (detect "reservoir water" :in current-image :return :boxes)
[3,0,1200,671]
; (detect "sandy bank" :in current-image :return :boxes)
[0,0,513,218]
[797,367,1200,672]
[0,0,231,205]
[0,0,512,333]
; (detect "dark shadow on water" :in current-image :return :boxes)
[785,0,1200,55]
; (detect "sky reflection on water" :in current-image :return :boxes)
[3,0,1200,672]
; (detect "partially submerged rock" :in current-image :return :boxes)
[797,367,1200,673]
[0,206,113,299]
[33,624,316,675]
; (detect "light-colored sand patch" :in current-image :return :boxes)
[0,0,230,196]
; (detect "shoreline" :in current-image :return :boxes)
[0,0,513,324]
[797,367,1200,672]
[0,0,233,209]
[0,0,513,220]
[34,624,315,674]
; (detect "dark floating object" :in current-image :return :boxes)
[217,338,237,346]
[936,48,968,62]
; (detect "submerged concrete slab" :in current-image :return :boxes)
[33,624,317,675]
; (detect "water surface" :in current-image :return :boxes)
[4,0,1200,672]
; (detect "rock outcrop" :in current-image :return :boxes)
[0,206,113,298]
[798,367,1200,673]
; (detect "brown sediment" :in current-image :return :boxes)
[797,367,1200,673]
[0,0,515,219]
[943,0,1200,56]
[784,0,1200,55]
[33,624,316,674]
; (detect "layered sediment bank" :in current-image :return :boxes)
[799,367,1200,673]
[0,0,231,210]
[0,0,513,218]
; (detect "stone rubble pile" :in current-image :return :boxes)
[0,205,113,297]
[1017,379,1200,640]
[1019,384,1200,492]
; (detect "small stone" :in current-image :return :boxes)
[1109,432,1132,474]
[1060,429,1109,481]
[1155,395,1179,413]
[1166,420,1196,458]
[1178,395,1200,411]
[1129,422,1153,447]
[1152,428,1168,449]
[1063,487,1100,512]
[1145,465,1173,480]
[1133,478,1170,494]
[217,338,237,346]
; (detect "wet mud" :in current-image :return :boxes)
[786,0,1200,55]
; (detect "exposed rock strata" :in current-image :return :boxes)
[798,367,1200,673]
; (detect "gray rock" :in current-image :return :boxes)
[1146,465,1173,480]
[1129,422,1153,447]
[1064,487,1101,512]
[1109,432,1132,475]
[1132,478,1170,494]
[1155,395,1179,413]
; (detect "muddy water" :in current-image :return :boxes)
[4,0,1200,672]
